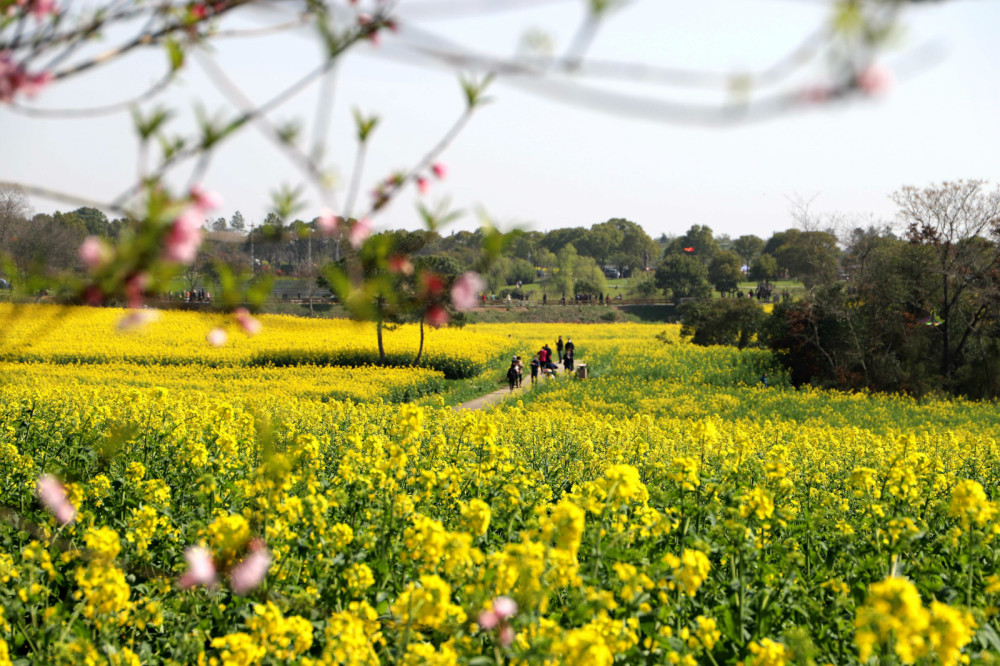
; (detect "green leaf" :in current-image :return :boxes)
[166,38,185,72]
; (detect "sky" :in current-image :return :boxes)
[4,0,1000,242]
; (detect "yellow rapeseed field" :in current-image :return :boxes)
[0,304,998,665]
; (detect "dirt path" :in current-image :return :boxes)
[454,361,565,411]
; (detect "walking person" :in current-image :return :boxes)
[530,354,540,384]
[515,356,523,388]
[564,338,575,361]
[556,336,564,362]
[506,358,519,392]
[564,349,574,374]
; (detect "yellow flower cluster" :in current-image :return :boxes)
[855,577,976,665]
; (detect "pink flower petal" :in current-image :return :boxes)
[478,610,499,630]
[36,474,76,525]
[234,308,262,335]
[190,184,223,211]
[426,304,449,328]
[416,176,429,195]
[857,64,893,96]
[179,546,217,588]
[493,596,517,620]
[431,163,447,179]
[349,218,371,249]
[207,328,227,347]
[451,272,486,311]
[78,236,110,270]
[230,541,270,594]
[316,207,339,236]
[499,624,515,647]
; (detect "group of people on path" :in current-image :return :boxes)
[506,336,577,391]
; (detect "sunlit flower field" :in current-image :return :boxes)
[1,305,999,665]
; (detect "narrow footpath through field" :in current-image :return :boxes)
[454,360,565,411]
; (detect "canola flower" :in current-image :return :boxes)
[0,307,998,664]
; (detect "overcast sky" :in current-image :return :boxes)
[4,0,999,241]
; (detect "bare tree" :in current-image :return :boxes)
[894,180,1000,380]
[0,183,30,253]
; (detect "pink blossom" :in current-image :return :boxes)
[190,184,222,211]
[234,307,261,335]
[349,217,371,249]
[230,540,270,594]
[493,596,517,620]
[207,328,227,347]
[316,207,339,236]
[799,84,830,105]
[431,163,447,179]
[426,304,449,328]
[499,624,515,647]
[117,309,160,332]
[0,51,52,103]
[416,176,430,195]
[124,272,148,309]
[857,64,893,96]
[28,0,56,20]
[478,609,499,630]
[451,272,485,311]
[79,236,111,270]
[164,207,204,264]
[178,546,217,588]
[388,255,414,276]
[36,474,76,525]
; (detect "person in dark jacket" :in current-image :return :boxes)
[556,336,564,362]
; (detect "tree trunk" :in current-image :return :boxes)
[377,318,385,366]
[413,315,425,366]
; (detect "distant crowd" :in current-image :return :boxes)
[506,336,576,391]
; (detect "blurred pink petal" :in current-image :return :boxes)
[36,474,75,525]
[349,218,371,249]
[179,546,217,588]
[451,272,485,311]
[499,624,515,647]
[164,208,204,264]
[431,163,447,179]
[118,309,160,332]
[230,541,270,594]
[416,176,429,195]
[207,328,227,347]
[124,272,148,309]
[190,184,223,211]
[493,596,517,620]
[234,308,261,335]
[388,255,414,276]
[426,304,449,328]
[478,610,499,630]
[857,64,893,96]
[316,207,339,236]
[79,236,111,270]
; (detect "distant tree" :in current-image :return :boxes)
[733,234,765,271]
[541,227,587,255]
[211,217,228,231]
[749,253,779,281]
[508,258,536,286]
[655,253,711,301]
[230,210,246,232]
[414,254,463,278]
[484,256,513,293]
[72,207,111,237]
[709,251,742,295]
[572,255,607,296]
[772,229,840,288]
[681,299,766,349]
[894,180,1000,383]
[551,243,579,297]
[665,225,719,264]
[0,183,30,253]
